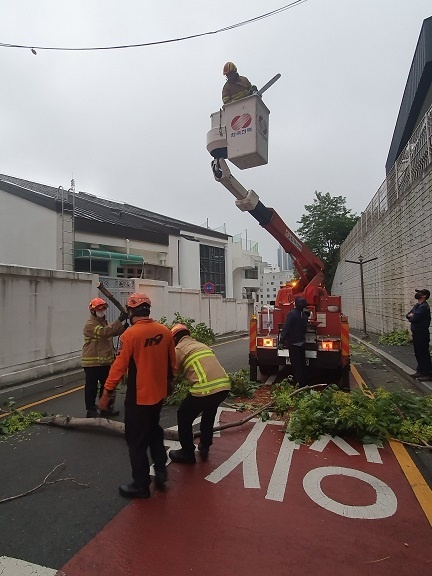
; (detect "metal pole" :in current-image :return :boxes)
[208,296,211,329]
[345,255,378,337]
[358,256,367,335]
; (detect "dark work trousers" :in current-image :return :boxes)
[177,390,229,457]
[84,365,111,410]
[124,400,167,488]
[412,330,432,375]
[288,344,308,387]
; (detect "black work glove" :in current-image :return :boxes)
[118,311,128,322]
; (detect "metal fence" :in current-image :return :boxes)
[341,103,432,258]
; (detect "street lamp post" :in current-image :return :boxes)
[345,255,378,337]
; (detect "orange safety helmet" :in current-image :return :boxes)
[89,297,107,310]
[171,324,190,339]
[126,292,152,308]
[223,61,237,76]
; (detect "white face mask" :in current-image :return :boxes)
[95,310,106,318]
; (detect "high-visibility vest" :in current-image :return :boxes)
[176,336,231,396]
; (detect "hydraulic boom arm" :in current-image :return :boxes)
[211,158,324,291]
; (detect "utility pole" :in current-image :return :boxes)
[345,255,377,337]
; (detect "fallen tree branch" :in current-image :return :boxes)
[37,414,126,434]
[390,438,432,450]
[36,384,325,440]
[0,461,89,504]
[199,383,326,437]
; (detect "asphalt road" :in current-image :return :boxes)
[0,337,250,570]
[0,335,430,572]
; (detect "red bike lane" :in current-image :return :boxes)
[58,410,431,576]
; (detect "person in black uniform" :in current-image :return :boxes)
[406,288,432,381]
[279,297,310,387]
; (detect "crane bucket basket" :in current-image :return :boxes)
[224,95,270,169]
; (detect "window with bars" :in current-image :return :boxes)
[200,244,226,296]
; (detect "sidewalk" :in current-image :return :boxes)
[350,328,432,394]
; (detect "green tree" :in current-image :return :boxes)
[296,192,358,291]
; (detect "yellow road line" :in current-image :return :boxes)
[0,385,84,419]
[389,439,432,525]
[350,363,432,526]
[212,336,248,347]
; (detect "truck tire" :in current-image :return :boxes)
[249,357,258,382]
[338,364,351,391]
[258,364,279,376]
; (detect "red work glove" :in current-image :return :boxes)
[98,389,115,412]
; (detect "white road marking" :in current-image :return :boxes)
[205,420,266,486]
[309,435,360,456]
[0,557,59,576]
[265,435,300,502]
[303,466,397,519]
[363,443,383,464]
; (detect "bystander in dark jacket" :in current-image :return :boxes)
[280,297,309,387]
[405,288,432,381]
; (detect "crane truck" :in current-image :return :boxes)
[206,85,350,388]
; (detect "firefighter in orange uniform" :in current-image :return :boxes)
[222,61,257,105]
[99,293,176,499]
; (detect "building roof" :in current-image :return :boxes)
[386,16,432,173]
[0,174,228,246]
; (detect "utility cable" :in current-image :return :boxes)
[0,0,309,52]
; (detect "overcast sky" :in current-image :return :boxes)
[1,0,431,265]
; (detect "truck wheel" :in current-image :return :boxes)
[249,358,258,382]
[258,365,279,376]
[338,364,351,391]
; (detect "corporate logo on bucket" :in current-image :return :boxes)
[258,115,268,141]
[230,113,253,138]
[231,113,252,131]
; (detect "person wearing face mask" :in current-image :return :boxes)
[82,297,128,418]
[405,289,432,381]
[279,296,310,388]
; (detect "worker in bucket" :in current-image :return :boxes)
[99,293,176,499]
[222,61,257,104]
[168,324,231,464]
[82,297,127,418]
[279,297,310,388]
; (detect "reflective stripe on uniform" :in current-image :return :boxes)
[183,349,230,395]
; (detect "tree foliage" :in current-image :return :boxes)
[296,192,358,290]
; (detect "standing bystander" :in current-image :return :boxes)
[99,293,176,499]
[405,288,432,381]
[82,297,127,418]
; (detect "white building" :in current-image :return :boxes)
[0,174,261,303]
[277,245,294,271]
[259,262,294,305]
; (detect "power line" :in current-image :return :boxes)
[0,1,309,52]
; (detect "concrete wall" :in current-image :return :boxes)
[333,165,432,335]
[133,279,249,335]
[0,190,59,269]
[0,268,249,396]
[0,265,98,389]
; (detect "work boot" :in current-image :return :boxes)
[410,372,423,378]
[417,374,432,381]
[154,468,168,490]
[119,482,150,499]
[198,443,209,461]
[100,408,120,418]
[169,449,196,464]
[86,408,99,418]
